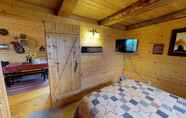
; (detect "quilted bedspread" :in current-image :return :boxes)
[76,79,186,118]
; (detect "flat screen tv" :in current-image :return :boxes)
[115,39,138,53]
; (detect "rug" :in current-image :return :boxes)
[6,74,48,96]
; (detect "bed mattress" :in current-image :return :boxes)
[75,79,186,118]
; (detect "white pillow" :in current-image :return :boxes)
[177,98,186,107]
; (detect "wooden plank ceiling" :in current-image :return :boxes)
[0,0,62,11]
[1,0,186,30]
[72,0,138,20]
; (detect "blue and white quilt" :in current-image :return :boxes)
[76,79,186,118]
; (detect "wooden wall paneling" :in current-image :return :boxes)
[55,22,80,35]
[124,18,186,98]
[0,64,11,118]
[45,22,56,33]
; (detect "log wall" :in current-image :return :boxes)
[124,17,186,98]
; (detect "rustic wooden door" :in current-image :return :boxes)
[47,33,81,105]
[0,64,11,118]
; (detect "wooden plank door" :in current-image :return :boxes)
[0,64,11,118]
[47,35,59,103]
[47,34,81,105]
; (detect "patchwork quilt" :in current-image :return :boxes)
[76,79,186,118]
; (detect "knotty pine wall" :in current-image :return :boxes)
[0,14,124,103]
[124,17,186,98]
[0,16,46,63]
[45,18,124,90]
[45,20,124,91]
[80,26,124,89]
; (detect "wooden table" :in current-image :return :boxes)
[3,63,48,87]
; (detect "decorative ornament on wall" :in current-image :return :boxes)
[11,41,25,54]
[11,33,29,54]
[152,44,164,55]
[0,28,9,36]
[39,46,46,52]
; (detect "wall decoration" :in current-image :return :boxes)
[39,46,46,52]
[168,27,186,57]
[0,28,9,36]
[152,44,164,55]
[0,44,9,50]
[11,41,25,54]
[81,46,103,53]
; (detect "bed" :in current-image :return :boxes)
[75,79,186,118]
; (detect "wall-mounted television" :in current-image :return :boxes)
[115,39,138,53]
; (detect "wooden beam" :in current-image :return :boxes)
[57,0,78,16]
[126,8,186,30]
[67,14,98,25]
[99,0,174,26]
[110,24,127,30]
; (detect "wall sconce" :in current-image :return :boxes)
[89,28,100,40]
[82,28,102,47]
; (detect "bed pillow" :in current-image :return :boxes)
[119,75,127,81]
[177,98,186,107]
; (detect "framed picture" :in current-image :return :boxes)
[168,28,186,57]
[152,44,164,55]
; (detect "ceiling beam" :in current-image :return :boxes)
[110,24,127,30]
[99,0,173,26]
[67,14,98,25]
[126,8,186,30]
[57,0,79,16]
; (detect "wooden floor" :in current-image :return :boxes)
[7,81,112,118]
[26,102,79,118]
[8,86,51,118]
[8,86,79,118]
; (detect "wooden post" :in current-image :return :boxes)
[0,64,11,118]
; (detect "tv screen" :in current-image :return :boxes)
[116,39,138,53]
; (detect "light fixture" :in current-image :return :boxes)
[90,28,100,39]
